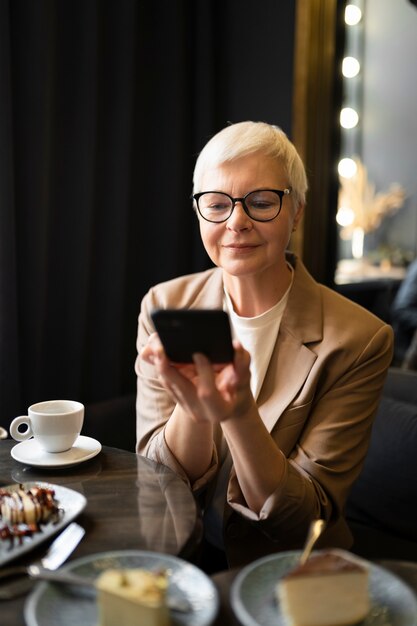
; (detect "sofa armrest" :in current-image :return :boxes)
[382,366,417,404]
[346,390,417,558]
[348,520,417,562]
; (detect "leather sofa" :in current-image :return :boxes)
[346,367,417,561]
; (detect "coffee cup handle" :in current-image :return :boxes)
[9,416,33,442]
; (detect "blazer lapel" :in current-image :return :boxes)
[257,256,323,433]
[190,259,323,435]
[189,267,224,308]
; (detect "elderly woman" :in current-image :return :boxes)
[135,121,393,571]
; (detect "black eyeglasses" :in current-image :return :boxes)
[192,188,292,223]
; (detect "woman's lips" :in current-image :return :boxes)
[223,243,260,251]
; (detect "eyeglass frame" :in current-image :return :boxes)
[192,188,292,223]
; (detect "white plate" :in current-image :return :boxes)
[25,550,219,626]
[231,550,417,626]
[11,435,101,468]
[0,482,86,567]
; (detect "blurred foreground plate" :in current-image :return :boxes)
[25,550,219,626]
[231,550,417,626]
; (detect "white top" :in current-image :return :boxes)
[204,269,293,549]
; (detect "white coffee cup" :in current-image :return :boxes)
[9,400,84,453]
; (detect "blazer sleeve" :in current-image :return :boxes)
[226,321,393,543]
[135,287,218,491]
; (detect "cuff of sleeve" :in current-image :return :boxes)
[146,428,219,491]
[226,452,293,522]
[227,459,317,542]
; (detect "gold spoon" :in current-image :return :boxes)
[299,518,326,565]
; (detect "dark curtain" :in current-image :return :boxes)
[0,0,295,429]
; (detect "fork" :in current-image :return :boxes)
[0,522,85,600]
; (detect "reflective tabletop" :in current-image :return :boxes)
[0,438,202,626]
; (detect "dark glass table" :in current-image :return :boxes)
[0,439,202,626]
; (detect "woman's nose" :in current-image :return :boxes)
[226,201,252,230]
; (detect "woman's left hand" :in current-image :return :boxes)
[154,341,255,424]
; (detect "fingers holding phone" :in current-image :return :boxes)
[145,310,252,423]
[140,330,202,386]
[140,332,163,363]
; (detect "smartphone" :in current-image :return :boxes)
[151,308,234,363]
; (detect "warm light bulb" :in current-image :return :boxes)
[342,56,360,78]
[340,107,359,129]
[352,227,365,259]
[336,206,355,227]
[345,5,362,26]
[338,158,357,178]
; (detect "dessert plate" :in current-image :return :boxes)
[11,435,101,468]
[25,550,219,626]
[0,482,86,567]
[231,550,417,626]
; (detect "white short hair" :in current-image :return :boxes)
[193,121,308,207]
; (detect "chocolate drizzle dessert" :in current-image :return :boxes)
[0,484,62,546]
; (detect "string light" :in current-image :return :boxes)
[340,107,359,129]
[337,2,363,241]
[342,56,360,78]
[345,5,362,26]
[338,158,357,179]
[336,206,355,227]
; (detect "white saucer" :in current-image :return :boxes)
[11,435,102,468]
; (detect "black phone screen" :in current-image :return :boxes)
[151,309,234,363]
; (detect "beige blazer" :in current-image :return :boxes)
[135,254,393,566]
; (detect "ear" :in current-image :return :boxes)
[292,201,305,230]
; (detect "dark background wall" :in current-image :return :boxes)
[0,0,297,428]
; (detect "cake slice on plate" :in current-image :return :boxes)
[96,568,170,626]
[277,549,370,626]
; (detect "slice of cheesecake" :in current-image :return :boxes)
[277,550,370,626]
[96,568,170,626]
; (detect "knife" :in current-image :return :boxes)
[0,522,85,600]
